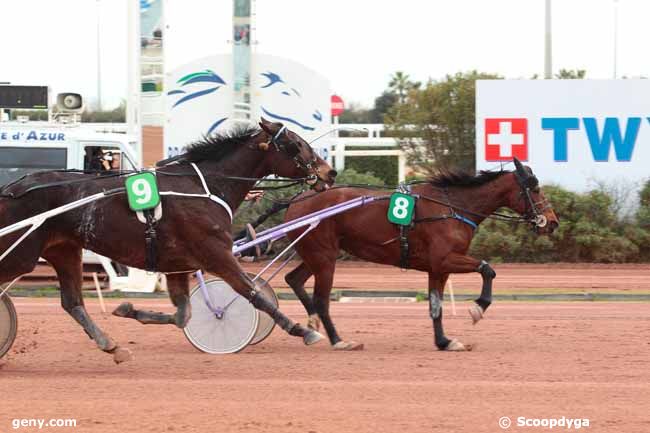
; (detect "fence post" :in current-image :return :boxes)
[335,140,345,171]
[398,153,406,182]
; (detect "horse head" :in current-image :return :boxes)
[257,118,336,192]
[506,158,559,234]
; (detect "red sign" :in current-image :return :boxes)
[331,95,344,117]
[485,118,528,161]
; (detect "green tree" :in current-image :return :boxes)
[386,70,501,173]
[555,68,587,79]
[338,102,373,123]
[370,91,398,123]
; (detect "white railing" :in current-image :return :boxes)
[331,124,407,182]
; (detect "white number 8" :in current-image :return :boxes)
[132,179,152,204]
[392,197,409,219]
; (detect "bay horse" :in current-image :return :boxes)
[0,119,336,363]
[283,159,559,351]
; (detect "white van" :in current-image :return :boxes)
[0,123,139,184]
[0,122,158,292]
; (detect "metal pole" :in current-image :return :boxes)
[96,0,103,111]
[544,0,553,79]
[613,0,619,79]
[126,0,142,161]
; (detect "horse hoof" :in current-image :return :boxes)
[112,302,134,318]
[112,347,133,364]
[95,335,118,353]
[468,305,484,325]
[333,341,364,351]
[445,339,470,352]
[307,314,321,331]
[303,330,324,346]
[173,310,191,329]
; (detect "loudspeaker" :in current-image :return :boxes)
[56,93,84,112]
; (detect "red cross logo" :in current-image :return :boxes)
[485,118,528,161]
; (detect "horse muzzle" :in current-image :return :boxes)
[534,217,559,235]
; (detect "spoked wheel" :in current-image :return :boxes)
[184,278,259,354]
[0,294,18,360]
[248,273,278,345]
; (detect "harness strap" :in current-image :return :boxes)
[414,214,478,230]
[271,126,287,151]
[158,163,233,222]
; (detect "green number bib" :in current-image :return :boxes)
[125,172,160,211]
[387,192,415,226]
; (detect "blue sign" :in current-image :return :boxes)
[0,130,66,142]
[542,117,648,162]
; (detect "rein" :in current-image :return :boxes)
[262,181,536,228]
[0,168,317,199]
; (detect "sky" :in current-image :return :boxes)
[2,0,649,110]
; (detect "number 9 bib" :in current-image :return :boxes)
[125,172,161,211]
[387,192,415,226]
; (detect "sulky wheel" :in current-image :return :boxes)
[0,294,18,360]
[184,278,258,354]
[248,272,278,346]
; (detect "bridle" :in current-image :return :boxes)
[514,171,552,229]
[269,126,321,186]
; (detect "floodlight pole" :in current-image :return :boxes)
[613,0,619,79]
[544,0,552,79]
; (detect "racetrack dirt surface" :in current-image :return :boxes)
[1,299,649,432]
[241,261,650,294]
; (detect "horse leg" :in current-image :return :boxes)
[113,273,191,328]
[42,244,132,364]
[471,260,496,324]
[0,233,45,283]
[284,261,320,331]
[440,252,496,325]
[311,262,363,351]
[428,273,466,351]
[205,249,324,345]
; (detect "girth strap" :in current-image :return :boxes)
[144,209,158,272]
[399,224,410,270]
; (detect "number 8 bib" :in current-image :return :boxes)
[125,172,160,211]
[387,192,415,226]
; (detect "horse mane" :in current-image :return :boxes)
[160,124,260,165]
[428,168,509,188]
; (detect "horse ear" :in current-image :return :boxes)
[513,157,526,176]
[259,117,272,134]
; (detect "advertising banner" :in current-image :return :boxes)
[476,80,650,192]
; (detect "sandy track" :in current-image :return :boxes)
[240,261,650,293]
[1,299,649,432]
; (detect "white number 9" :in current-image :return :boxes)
[132,178,152,204]
[392,197,409,219]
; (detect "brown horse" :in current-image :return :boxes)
[283,159,558,351]
[0,119,336,363]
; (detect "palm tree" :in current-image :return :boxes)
[389,71,420,103]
